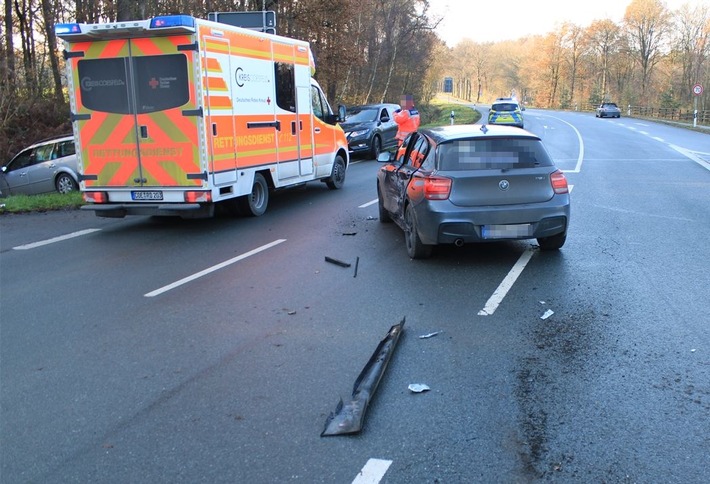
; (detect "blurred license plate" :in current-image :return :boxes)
[482,224,532,239]
[131,191,163,201]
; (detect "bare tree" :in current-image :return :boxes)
[624,0,671,98]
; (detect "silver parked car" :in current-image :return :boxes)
[376,124,570,259]
[0,135,79,197]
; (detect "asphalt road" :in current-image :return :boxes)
[1,110,709,483]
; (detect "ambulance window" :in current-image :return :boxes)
[311,87,324,119]
[133,54,189,113]
[78,58,130,114]
[311,86,331,122]
[274,63,296,113]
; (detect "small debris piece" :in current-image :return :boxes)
[691,349,697,353]
[408,383,430,393]
[418,331,442,339]
[353,256,360,278]
[325,256,351,268]
[366,216,376,220]
[541,309,554,320]
[342,232,357,236]
[287,310,297,315]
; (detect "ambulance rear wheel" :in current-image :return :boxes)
[239,173,269,217]
[326,155,346,190]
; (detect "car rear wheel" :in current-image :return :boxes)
[537,232,566,250]
[326,155,346,190]
[370,136,382,160]
[377,184,392,223]
[404,204,432,259]
[55,173,78,194]
[238,173,269,216]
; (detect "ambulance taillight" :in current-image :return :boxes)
[84,192,108,203]
[184,191,211,203]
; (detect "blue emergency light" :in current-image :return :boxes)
[150,15,195,29]
[55,23,82,34]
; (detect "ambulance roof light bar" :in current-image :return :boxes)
[56,15,195,41]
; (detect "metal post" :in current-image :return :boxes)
[694,97,698,128]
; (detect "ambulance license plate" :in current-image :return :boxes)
[482,224,532,239]
[131,191,163,201]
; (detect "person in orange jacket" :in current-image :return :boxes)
[393,94,420,145]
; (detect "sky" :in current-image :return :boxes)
[429,0,709,46]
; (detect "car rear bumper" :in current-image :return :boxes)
[413,197,570,245]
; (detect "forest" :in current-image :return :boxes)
[1,0,708,161]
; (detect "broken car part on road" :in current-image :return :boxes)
[321,318,405,436]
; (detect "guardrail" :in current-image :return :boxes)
[581,103,709,126]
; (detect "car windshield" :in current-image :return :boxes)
[437,138,553,170]
[345,108,378,122]
[492,103,518,111]
[603,103,618,108]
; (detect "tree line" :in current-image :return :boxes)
[1,0,708,161]
[442,0,709,113]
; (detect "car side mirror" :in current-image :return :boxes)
[381,115,390,122]
[337,105,347,123]
[377,151,395,163]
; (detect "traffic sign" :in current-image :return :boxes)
[692,83,703,96]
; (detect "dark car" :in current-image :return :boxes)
[596,102,621,118]
[376,125,570,259]
[340,103,400,159]
[0,135,79,197]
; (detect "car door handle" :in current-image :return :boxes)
[314,128,321,133]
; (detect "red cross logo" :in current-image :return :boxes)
[266,97,271,105]
[148,78,159,89]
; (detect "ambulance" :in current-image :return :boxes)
[55,14,349,218]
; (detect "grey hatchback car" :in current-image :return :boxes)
[376,125,570,258]
[1,135,79,197]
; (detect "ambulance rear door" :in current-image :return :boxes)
[68,34,202,192]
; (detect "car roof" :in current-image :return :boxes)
[347,103,400,110]
[421,124,540,144]
[27,134,74,148]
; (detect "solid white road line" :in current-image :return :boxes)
[144,239,287,297]
[670,144,710,172]
[12,228,102,250]
[478,247,535,316]
[360,198,378,208]
[352,458,393,484]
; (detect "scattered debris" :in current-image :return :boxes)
[691,349,697,353]
[321,318,405,436]
[342,232,357,236]
[418,331,442,339]
[325,256,351,268]
[287,310,297,315]
[366,216,376,220]
[408,383,430,393]
[541,309,554,320]
[353,256,360,278]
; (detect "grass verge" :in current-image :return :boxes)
[0,192,84,214]
[419,101,481,127]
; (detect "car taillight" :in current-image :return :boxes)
[550,170,568,194]
[83,191,108,203]
[184,191,211,203]
[424,176,452,200]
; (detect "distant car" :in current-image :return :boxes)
[376,125,570,259]
[596,102,621,118]
[340,103,400,159]
[0,135,79,197]
[488,100,524,128]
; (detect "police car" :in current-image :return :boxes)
[488,100,524,128]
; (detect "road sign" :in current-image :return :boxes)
[692,83,703,96]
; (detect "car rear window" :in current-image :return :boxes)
[492,103,519,111]
[437,138,554,170]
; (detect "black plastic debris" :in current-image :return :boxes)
[325,256,351,268]
[321,318,405,436]
[353,257,360,278]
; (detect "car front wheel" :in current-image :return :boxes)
[404,204,432,259]
[370,136,382,160]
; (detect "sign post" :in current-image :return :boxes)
[692,83,703,128]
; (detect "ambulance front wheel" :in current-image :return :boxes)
[239,173,269,217]
[326,155,346,190]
